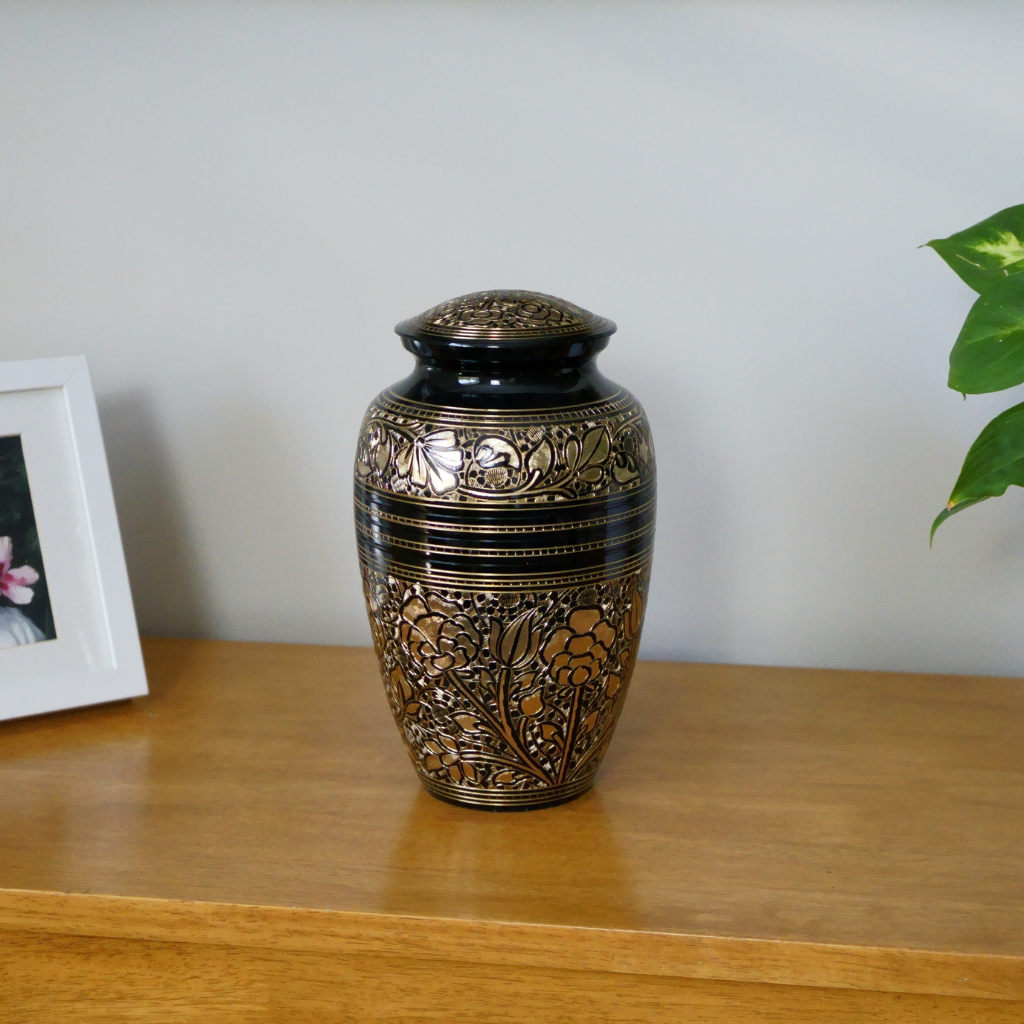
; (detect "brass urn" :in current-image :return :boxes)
[354,290,655,810]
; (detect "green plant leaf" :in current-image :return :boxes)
[931,400,1024,542]
[948,272,1024,394]
[926,204,1024,293]
[930,497,988,545]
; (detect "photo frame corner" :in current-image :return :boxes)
[0,354,148,723]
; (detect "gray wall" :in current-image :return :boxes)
[2,0,1024,675]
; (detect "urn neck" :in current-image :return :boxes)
[394,355,620,410]
[391,290,620,409]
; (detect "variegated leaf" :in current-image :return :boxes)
[927,204,1024,293]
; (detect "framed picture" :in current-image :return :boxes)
[0,356,146,721]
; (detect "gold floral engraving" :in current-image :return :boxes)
[363,566,650,803]
[355,392,654,504]
[407,290,604,339]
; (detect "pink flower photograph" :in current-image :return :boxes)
[0,434,56,648]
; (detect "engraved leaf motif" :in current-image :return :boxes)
[527,439,554,478]
[390,666,413,702]
[579,426,611,469]
[374,433,391,471]
[475,437,522,470]
[612,452,639,484]
[356,425,376,477]
[565,436,581,473]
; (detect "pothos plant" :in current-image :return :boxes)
[928,204,1024,542]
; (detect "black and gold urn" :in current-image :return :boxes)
[354,290,655,810]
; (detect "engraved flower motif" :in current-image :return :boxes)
[542,608,616,688]
[396,430,463,494]
[399,593,481,678]
[489,611,539,668]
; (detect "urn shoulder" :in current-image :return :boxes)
[354,385,655,505]
[354,289,655,504]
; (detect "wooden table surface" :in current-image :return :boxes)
[1,638,1022,1022]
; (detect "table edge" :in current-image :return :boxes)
[0,888,1019,1001]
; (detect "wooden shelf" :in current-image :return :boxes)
[1,638,1022,1021]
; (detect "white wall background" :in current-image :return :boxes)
[2,0,1023,675]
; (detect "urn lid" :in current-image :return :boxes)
[395,290,616,347]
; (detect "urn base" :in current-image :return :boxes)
[421,773,594,811]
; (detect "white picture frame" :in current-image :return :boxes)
[0,356,146,721]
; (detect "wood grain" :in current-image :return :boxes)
[0,638,1022,1020]
[3,930,1022,1024]
[0,889,1020,1001]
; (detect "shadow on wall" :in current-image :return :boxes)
[97,389,212,638]
[186,397,357,644]
[636,375,731,664]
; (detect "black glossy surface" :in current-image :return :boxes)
[391,352,620,411]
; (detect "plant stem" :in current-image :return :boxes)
[557,685,584,785]
[443,670,550,785]
[497,667,551,783]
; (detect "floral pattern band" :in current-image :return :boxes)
[364,565,649,808]
[356,390,654,504]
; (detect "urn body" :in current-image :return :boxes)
[354,291,655,810]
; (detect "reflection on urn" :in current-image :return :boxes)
[354,291,656,810]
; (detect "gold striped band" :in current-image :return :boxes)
[358,552,652,590]
[356,519,655,558]
[353,494,655,534]
[374,387,635,426]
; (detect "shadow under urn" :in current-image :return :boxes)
[354,290,656,810]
